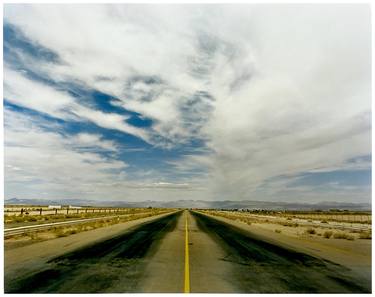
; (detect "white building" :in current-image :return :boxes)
[48,205,62,209]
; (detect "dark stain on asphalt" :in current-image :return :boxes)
[6,211,181,293]
[192,211,370,293]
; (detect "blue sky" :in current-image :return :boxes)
[3,4,371,203]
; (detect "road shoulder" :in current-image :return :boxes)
[194,211,371,284]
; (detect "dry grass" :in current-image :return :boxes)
[359,231,372,239]
[25,232,39,240]
[323,230,333,238]
[196,210,374,249]
[4,208,157,225]
[55,229,68,237]
[204,211,255,226]
[5,209,171,245]
[277,212,371,224]
[305,227,316,235]
[279,221,299,227]
[333,232,355,240]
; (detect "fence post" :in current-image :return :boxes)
[66,208,69,215]
[39,208,42,215]
[21,208,24,216]
[85,209,88,213]
[55,209,58,215]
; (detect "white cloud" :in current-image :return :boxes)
[4,108,206,201]
[4,4,372,203]
[4,68,74,118]
[71,133,117,152]
[200,5,371,201]
[4,109,127,197]
[4,67,149,141]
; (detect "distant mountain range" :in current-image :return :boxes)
[4,197,371,211]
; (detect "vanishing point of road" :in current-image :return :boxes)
[4,210,371,293]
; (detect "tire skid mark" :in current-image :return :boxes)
[192,211,370,293]
[6,212,181,293]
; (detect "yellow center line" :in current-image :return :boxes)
[184,212,190,293]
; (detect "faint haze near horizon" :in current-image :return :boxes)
[3,4,371,203]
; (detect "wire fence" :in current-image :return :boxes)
[4,206,146,216]
[279,213,371,224]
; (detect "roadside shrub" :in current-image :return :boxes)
[13,216,27,223]
[275,229,282,233]
[359,231,372,239]
[321,220,328,224]
[66,229,78,235]
[53,215,66,220]
[305,228,316,235]
[26,232,38,240]
[54,229,68,237]
[281,221,299,227]
[75,225,83,232]
[323,231,333,238]
[333,232,346,239]
[4,209,169,244]
[333,232,355,240]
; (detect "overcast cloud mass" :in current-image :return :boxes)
[3,4,371,203]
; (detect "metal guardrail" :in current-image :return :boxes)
[4,213,149,237]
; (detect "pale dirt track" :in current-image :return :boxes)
[4,210,371,293]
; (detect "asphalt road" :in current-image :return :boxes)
[5,210,371,293]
